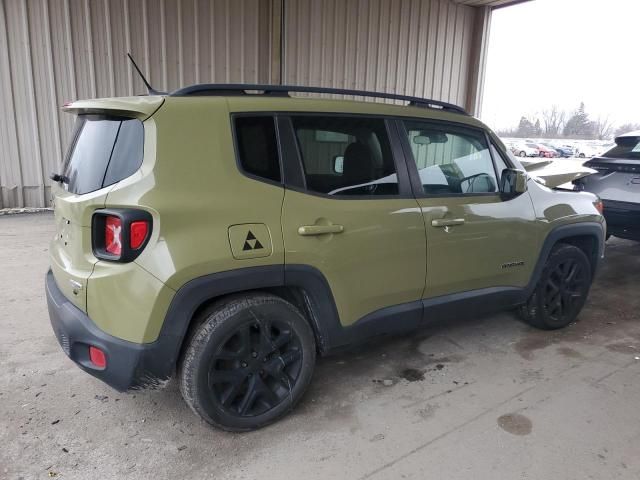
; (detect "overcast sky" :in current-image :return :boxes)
[481,0,640,130]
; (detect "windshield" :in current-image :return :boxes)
[63,115,144,194]
[603,137,640,160]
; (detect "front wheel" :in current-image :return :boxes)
[178,293,316,431]
[519,244,592,330]
[519,151,526,157]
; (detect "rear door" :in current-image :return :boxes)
[280,114,426,328]
[397,118,539,299]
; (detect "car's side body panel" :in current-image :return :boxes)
[281,191,427,327]
[417,192,540,297]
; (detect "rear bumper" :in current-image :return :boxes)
[46,270,173,391]
[603,200,640,240]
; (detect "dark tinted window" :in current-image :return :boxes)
[63,115,144,195]
[604,136,640,159]
[291,116,398,196]
[235,116,281,183]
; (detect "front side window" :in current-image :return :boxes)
[291,116,398,196]
[402,121,498,195]
[235,116,281,183]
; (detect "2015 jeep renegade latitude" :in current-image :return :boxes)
[46,84,605,431]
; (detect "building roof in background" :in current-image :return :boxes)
[454,0,533,8]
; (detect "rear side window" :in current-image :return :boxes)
[291,116,398,196]
[63,115,144,195]
[234,116,281,183]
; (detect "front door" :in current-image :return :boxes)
[280,115,426,327]
[397,119,538,299]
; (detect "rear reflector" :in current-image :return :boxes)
[130,221,149,249]
[89,346,107,368]
[105,216,122,256]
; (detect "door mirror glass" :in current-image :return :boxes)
[500,168,527,198]
[333,155,344,174]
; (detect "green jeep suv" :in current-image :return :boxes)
[46,84,605,431]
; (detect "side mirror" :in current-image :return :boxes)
[500,168,527,199]
[333,155,344,174]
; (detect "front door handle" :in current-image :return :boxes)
[297,224,344,236]
[431,218,465,227]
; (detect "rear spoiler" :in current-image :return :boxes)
[585,156,640,174]
[62,96,165,120]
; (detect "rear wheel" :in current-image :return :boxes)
[519,244,592,330]
[179,293,316,431]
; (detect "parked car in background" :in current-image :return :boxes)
[575,144,602,158]
[554,145,575,157]
[574,131,640,241]
[511,142,539,157]
[527,143,557,158]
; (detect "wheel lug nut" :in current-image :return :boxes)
[251,351,257,358]
[241,361,247,367]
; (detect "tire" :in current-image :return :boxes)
[178,293,316,431]
[579,153,585,158]
[518,244,592,330]
[519,151,526,157]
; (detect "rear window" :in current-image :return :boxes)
[234,116,281,183]
[63,115,144,194]
[604,137,640,159]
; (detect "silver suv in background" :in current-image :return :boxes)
[575,131,640,241]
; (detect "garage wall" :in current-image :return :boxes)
[0,0,272,208]
[0,0,489,208]
[283,0,476,106]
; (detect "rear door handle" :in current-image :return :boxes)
[431,218,465,227]
[297,224,344,236]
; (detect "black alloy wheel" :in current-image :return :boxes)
[208,316,303,417]
[540,256,589,325]
[179,294,316,431]
[519,243,592,330]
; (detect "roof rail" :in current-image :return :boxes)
[169,83,468,115]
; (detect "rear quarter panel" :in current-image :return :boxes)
[106,96,286,300]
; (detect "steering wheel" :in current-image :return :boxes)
[456,173,493,193]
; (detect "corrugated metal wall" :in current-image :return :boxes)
[0,0,487,208]
[0,0,272,208]
[283,0,476,106]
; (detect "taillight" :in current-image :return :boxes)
[105,216,122,255]
[92,209,152,262]
[130,221,148,249]
[594,199,604,214]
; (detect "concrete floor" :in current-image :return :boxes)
[1,212,640,480]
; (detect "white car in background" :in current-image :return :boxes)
[510,143,539,157]
[574,131,640,241]
[575,144,610,158]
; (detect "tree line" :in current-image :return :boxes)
[496,102,639,141]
